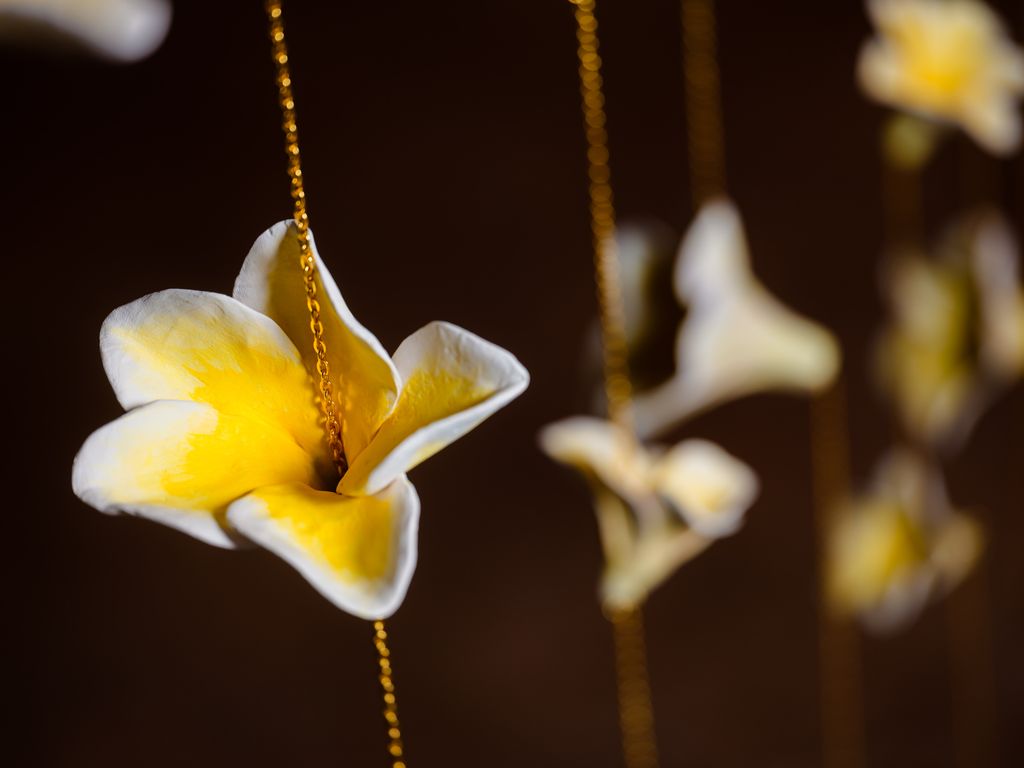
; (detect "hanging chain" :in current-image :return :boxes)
[265,0,347,476]
[569,3,658,767]
[609,608,660,768]
[265,6,405,767]
[681,0,727,206]
[373,621,407,768]
[569,0,635,434]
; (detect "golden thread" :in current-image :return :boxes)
[681,0,727,205]
[609,608,659,768]
[569,0,635,433]
[265,0,347,477]
[809,381,866,768]
[374,621,407,768]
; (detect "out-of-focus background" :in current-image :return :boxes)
[8,1,1022,765]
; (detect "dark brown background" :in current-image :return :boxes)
[8,1,1023,766]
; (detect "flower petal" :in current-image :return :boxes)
[0,0,171,62]
[649,439,759,538]
[538,416,651,504]
[72,400,321,549]
[227,478,419,619]
[233,221,400,460]
[100,288,333,481]
[340,322,529,496]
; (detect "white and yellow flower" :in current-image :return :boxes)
[0,0,171,61]
[540,416,758,610]
[828,448,982,632]
[73,221,529,619]
[877,211,1024,449]
[632,200,840,438]
[858,0,1024,155]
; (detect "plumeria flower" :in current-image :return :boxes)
[827,448,982,633]
[539,416,758,610]
[632,200,840,438]
[858,0,1024,155]
[877,211,1024,450]
[0,0,171,62]
[72,221,529,619]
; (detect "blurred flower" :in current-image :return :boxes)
[858,0,1024,155]
[877,211,1024,450]
[0,0,170,62]
[540,416,758,610]
[633,199,840,438]
[828,448,982,632]
[73,221,528,618]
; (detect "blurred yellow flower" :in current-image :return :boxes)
[828,449,982,632]
[540,416,758,610]
[859,0,1024,155]
[73,221,529,618]
[633,199,840,438]
[877,211,1024,449]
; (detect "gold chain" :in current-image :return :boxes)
[265,6,406,767]
[373,621,407,768]
[569,0,634,434]
[568,3,658,767]
[681,0,727,205]
[609,608,660,768]
[265,0,347,476]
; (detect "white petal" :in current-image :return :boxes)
[649,439,759,538]
[0,0,171,61]
[340,321,529,496]
[227,478,419,619]
[538,416,652,504]
[234,221,401,460]
[673,199,752,306]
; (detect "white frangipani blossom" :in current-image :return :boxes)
[858,0,1024,155]
[633,200,840,438]
[877,211,1024,450]
[540,416,758,610]
[73,221,529,619]
[828,448,982,633]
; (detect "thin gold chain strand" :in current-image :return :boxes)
[265,0,347,476]
[680,0,727,206]
[569,0,634,433]
[609,608,659,768]
[266,6,406,767]
[809,382,866,768]
[568,4,658,766]
[373,621,407,768]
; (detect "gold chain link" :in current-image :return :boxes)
[265,0,347,477]
[681,0,727,206]
[373,621,407,768]
[569,0,635,434]
[265,6,406,767]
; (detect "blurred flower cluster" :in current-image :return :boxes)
[827,0,1024,633]
[542,200,840,610]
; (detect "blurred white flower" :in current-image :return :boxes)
[540,416,758,610]
[828,448,982,633]
[633,199,840,438]
[877,211,1024,449]
[858,0,1024,155]
[0,0,171,61]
